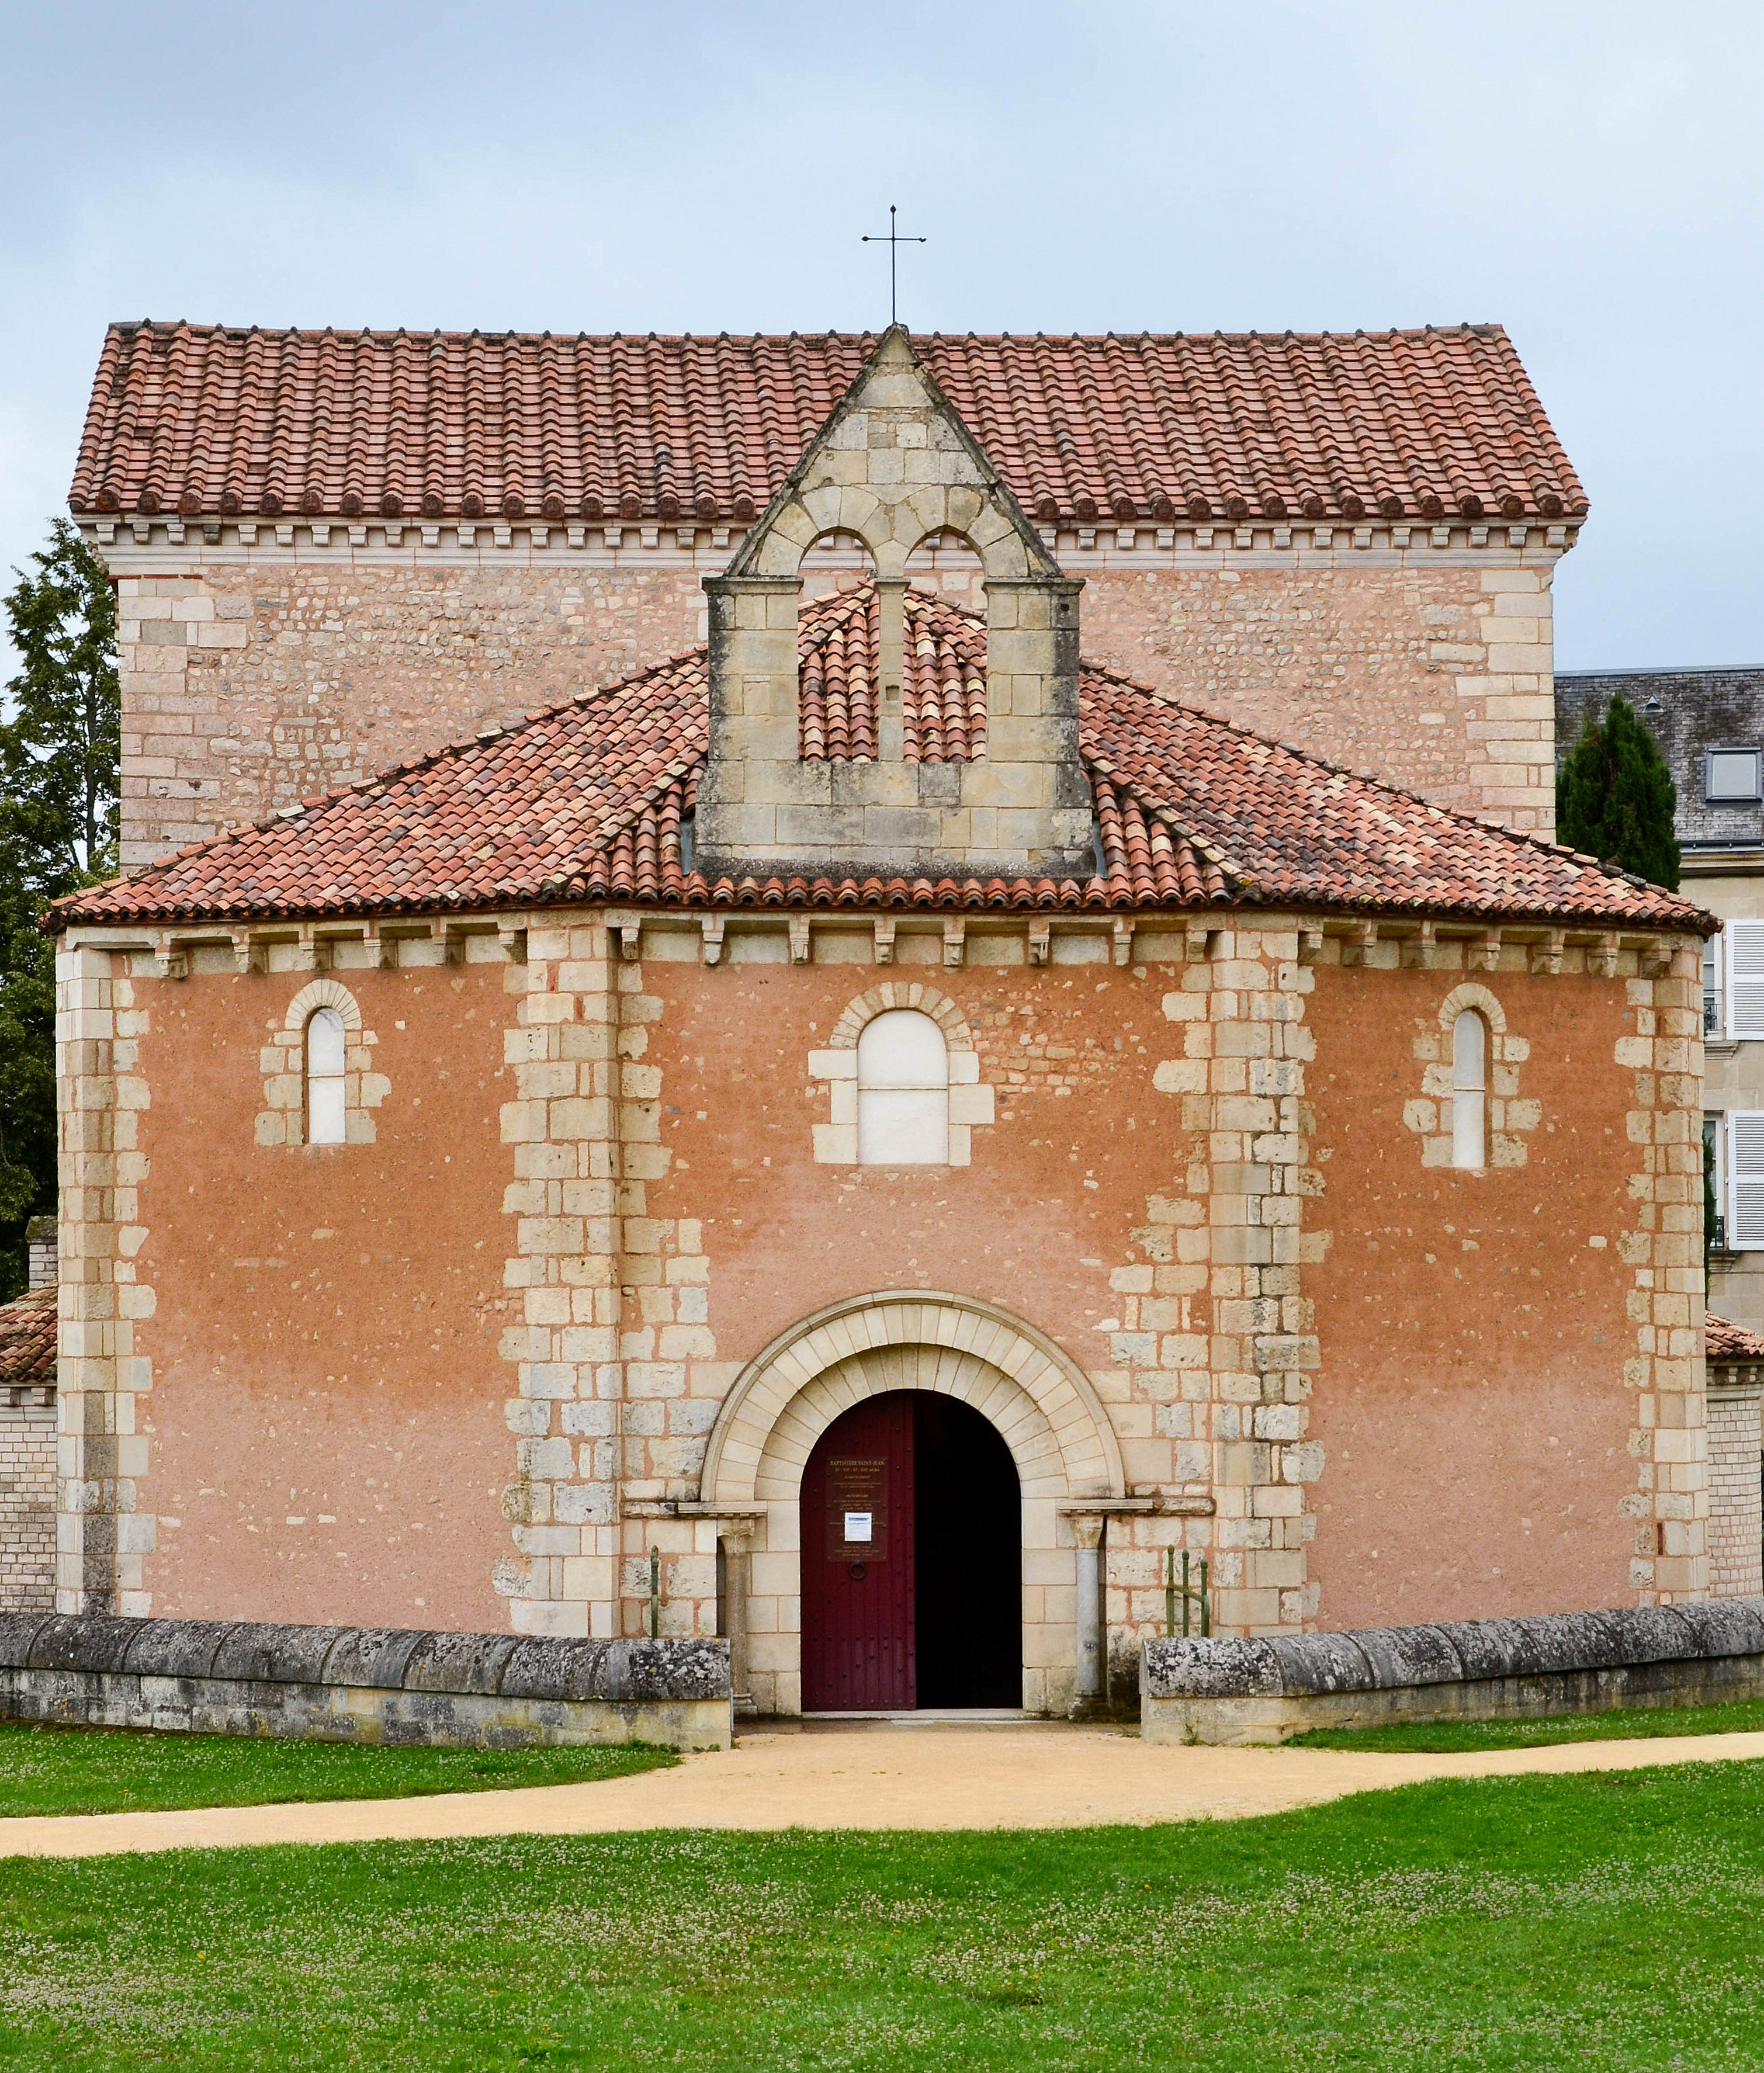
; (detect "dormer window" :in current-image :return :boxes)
[1706,749,1763,803]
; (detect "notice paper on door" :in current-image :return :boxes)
[827,1457,888,1559]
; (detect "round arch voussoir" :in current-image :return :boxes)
[698,1291,1123,1506]
[280,977,363,1032]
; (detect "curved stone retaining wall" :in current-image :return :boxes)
[0,1613,731,1750]
[1143,1599,1764,1745]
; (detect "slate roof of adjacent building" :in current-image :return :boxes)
[1557,668,1764,854]
[72,322,1585,528]
[54,584,1703,934]
[0,1288,55,1397]
[1707,1312,1764,1365]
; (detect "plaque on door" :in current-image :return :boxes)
[826,1457,888,1561]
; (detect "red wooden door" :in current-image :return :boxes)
[800,1393,916,1711]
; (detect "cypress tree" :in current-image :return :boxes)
[0,520,120,1297]
[1556,693,1680,891]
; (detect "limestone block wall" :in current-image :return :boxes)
[1707,1377,1763,1597]
[1080,560,1557,837]
[0,1409,55,1613]
[110,559,714,869]
[94,526,1565,871]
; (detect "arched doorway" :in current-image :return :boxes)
[800,1389,1022,1713]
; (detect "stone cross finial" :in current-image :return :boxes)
[861,206,927,327]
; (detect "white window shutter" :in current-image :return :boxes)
[1729,1113,1764,1250]
[1728,923,1764,1039]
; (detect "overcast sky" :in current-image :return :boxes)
[2,1,1759,677]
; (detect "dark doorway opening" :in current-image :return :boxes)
[800,1389,1022,1712]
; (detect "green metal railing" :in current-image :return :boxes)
[1165,1547,1209,1638]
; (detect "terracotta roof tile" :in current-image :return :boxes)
[1706,1313,1764,1364]
[0,1288,55,1396]
[53,586,1700,934]
[798,587,988,763]
[72,324,1586,526]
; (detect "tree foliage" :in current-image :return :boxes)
[0,519,120,1297]
[1556,694,1680,892]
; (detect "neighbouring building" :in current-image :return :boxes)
[1706,1312,1764,1599]
[0,1221,59,1613]
[1557,670,1764,1329]
[38,323,1731,1717]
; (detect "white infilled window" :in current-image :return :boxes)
[857,1010,948,1165]
[306,1006,347,1145]
[1451,1008,1486,1170]
[1729,1112,1764,1250]
[1727,922,1764,1040]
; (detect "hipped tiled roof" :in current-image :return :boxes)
[54,585,1700,935]
[72,323,1585,527]
[0,1288,55,1396]
[1706,1313,1764,1364]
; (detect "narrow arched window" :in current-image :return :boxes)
[306,1007,347,1145]
[857,1010,948,1165]
[1451,1009,1486,1170]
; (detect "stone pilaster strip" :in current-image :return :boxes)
[55,947,157,1615]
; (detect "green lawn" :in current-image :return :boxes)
[0,1720,675,1818]
[1293,1693,1764,1754]
[2,1762,1763,2068]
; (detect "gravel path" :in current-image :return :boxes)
[4,1722,1762,1859]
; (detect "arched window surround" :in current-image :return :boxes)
[257,979,390,1148]
[808,983,996,1167]
[856,1008,949,1164]
[1402,982,1541,1172]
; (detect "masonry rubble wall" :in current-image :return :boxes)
[100,538,1559,870]
[48,908,1701,1714]
[0,1613,730,1748]
[1142,1597,1764,1744]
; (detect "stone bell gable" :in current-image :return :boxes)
[696,328,1093,883]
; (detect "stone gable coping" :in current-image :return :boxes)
[0,1611,730,1703]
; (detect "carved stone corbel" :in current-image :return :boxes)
[1341,921,1378,968]
[1400,920,1436,969]
[1530,929,1565,977]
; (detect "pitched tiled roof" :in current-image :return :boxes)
[72,323,1585,527]
[1707,1313,1764,1364]
[0,1288,55,1398]
[54,585,1701,935]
